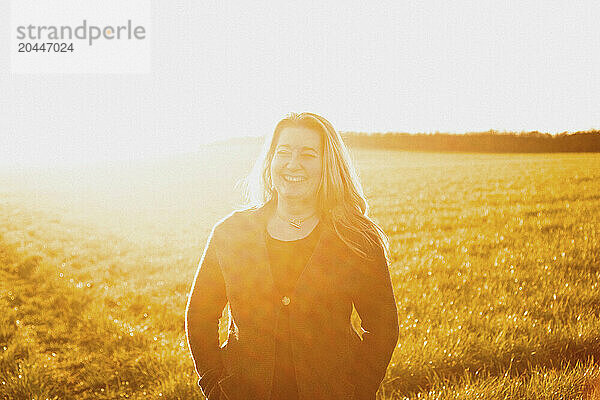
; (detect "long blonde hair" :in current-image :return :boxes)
[245,112,389,261]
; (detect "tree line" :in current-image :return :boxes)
[340,130,600,153]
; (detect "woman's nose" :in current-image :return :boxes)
[285,151,302,169]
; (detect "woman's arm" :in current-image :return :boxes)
[185,228,227,399]
[351,246,400,400]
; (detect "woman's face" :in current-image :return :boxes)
[270,126,323,205]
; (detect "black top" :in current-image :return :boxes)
[266,222,321,400]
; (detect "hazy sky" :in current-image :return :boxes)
[2,1,599,165]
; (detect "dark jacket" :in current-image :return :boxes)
[186,201,399,400]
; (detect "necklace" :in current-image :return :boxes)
[275,211,317,229]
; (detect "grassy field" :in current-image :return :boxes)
[1,146,600,399]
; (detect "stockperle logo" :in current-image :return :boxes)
[10,0,151,74]
[16,20,147,46]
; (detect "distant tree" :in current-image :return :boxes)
[341,130,600,153]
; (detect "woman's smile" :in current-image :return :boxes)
[282,175,307,183]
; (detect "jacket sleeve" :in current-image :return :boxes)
[185,227,227,399]
[350,245,400,400]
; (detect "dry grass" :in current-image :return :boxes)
[1,147,599,399]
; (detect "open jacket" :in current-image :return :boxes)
[186,201,399,400]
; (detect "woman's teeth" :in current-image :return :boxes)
[283,175,305,182]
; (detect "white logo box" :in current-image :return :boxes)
[10,0,151,74]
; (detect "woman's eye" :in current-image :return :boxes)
[276,149,291,156]
[302,153,317,158]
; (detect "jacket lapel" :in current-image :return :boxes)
[228,200,346,312]
[228,200,354,320]
[234,201,275,300]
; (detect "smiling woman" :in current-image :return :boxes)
[185,112,399,400]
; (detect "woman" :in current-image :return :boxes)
[186,113,399,400]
